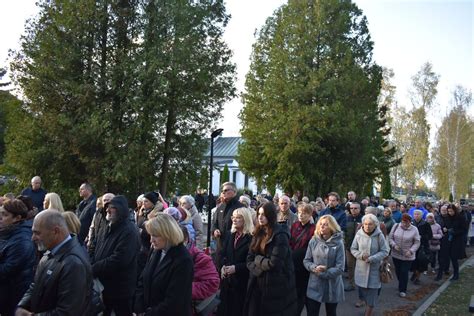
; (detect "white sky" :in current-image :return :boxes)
[1,0,472,138]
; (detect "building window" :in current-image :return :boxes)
[233,171,237,183]
[244,174,249,187]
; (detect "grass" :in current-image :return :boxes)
[423,264,474,316]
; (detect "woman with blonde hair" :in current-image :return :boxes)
[43,192,65,212]
[304,214,345,316]
[62,211,81,236]
[218,207,254,316]
[133,213,193,315]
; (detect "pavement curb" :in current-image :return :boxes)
[412,254,474,316]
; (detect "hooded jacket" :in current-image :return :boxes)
[92,195,140,299]
[351,227,389,289]
[304,231,345,303]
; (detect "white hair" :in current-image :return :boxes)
[362,213,379,227]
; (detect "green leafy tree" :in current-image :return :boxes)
[139,0,236,196]
[432,86,473,200]
[5,0,235,203]
[239,0,397,196]
[399,62,439,194]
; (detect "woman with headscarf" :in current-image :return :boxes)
[179,195,204,249]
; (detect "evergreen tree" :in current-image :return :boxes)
[5,0,235,203]
[239,0,397,196]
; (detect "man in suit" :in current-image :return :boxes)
[16,210,92,315]
[76,183,97,244]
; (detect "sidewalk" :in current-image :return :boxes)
[302,247,474,316]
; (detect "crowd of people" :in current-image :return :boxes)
[0,176,472,316]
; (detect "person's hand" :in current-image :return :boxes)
[314,265,327,274]
[225,265,236,275]
[394,245,401,251]
[362,253,369,261]
[404,250,412,257]
[15,308,33,316]
[213,229,221,238]
[443,227,448,233]
[221,266,227,278]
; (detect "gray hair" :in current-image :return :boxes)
[413,209,423,215]
[362,213,379,227]
[364,206,379,216]
[239,195,251,208]
[179,195,195,206]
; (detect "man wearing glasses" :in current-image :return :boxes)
[212,182,244,247]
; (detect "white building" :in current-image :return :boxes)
[204,137,258,195]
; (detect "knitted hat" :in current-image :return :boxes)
[143,192,158,205]
[401,213,412,222]
[163,207,182,222]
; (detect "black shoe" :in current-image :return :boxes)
[450,275,459,281]
[444,271,450,275]
[410,273,416,281]
[434,275,442,281]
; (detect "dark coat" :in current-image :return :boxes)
[412,219,433,272]
[18,236,93,315]
[20,187,47,211]
[76,194,97,244]
[446,214,468,260]
[0,221,36,316]
[244,225,297,316]
[320,205,347,231]
[92,195,140,300]
[211,196,244,244]
[134,244,194,316]
[217,232,252,316]
[87,207,108,259]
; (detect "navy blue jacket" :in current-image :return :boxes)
[320,205,347,231]
[20,187,47,211]
[0,221,36,315]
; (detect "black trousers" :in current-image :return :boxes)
[103,296,133,316]
[306,297,337,316]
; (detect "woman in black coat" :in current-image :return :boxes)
[243,202,297,316]
[444,204,467,280]
[410,209,432,284]
[134,213,194,316]
[217,207,254,316]
[0,199,36,316]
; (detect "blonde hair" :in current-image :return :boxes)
[231,207,254,235]
[315,215,341,236]
[297,202,313,215]
[45,193,65,212]
[145,213,184,246]
[62,211,81,235]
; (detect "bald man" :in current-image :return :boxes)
[16,210,93,316]
[20,176,47,211]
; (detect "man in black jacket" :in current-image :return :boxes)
[212,182,244,245]
[17,210,92,316]
[76,183,97,244]
[92,195,140,316]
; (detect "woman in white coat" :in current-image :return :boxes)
[351,214,389,316]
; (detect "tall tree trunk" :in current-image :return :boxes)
[159,107,176,196]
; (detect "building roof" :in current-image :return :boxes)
[205,137,242,158]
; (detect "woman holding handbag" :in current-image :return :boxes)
[351,214,389,316]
